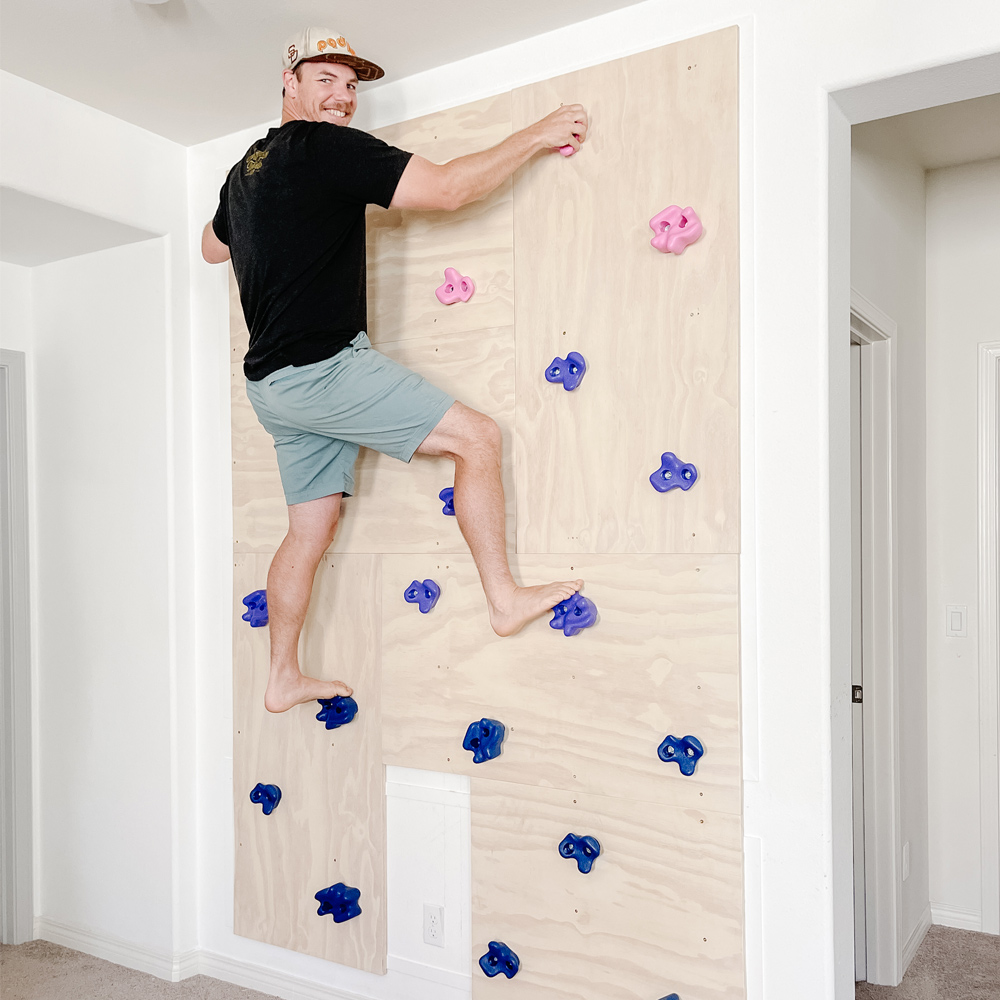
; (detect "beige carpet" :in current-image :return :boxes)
[2,925,997,999]
[0,940,277,1000]
[856,925,1000,1000]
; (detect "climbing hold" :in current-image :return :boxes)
[316,696,358,730]
[463,718,506,763]
[241,590,268,627]
[439,487,456,516]
[404,579,441,614]
[435,267,475,305]
[315,882,362,923]
[545,351,587,392]
[555,133,582,156]
[559,833,602,874]
[479,941,520,979]
[549,592,598,637]
[657,734,705,776]
[650,452,698,493]
[658,995,681,1000]
[649,205,703,255]
[249,783,281,815]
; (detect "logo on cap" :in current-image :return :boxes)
[287,45,298,64]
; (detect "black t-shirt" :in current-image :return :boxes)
[213,120,413,381]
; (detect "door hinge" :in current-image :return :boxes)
[852,685,863,704]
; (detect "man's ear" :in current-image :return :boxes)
[282,68,298,97]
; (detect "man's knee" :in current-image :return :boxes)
[456,410,502,459]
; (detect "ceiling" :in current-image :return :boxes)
[854,93,1000,169]
[0,0,648,146]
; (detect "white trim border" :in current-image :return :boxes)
[930,903,984,933]
[901,905,931,971]
[978,341,1000,936]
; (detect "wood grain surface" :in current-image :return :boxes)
[512,28,739,555]
[367,93,514,346]
[472,778,745,999]
[232,553,386,971]
[382,553,740,815]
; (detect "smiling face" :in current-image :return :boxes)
[282,58,359,127]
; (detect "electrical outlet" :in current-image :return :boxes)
[902,841,910,881]
[423,903,445,947]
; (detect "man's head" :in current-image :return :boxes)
[283,58,359,127]
[281,28,383,127]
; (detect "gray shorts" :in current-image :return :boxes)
[245,332,454,505]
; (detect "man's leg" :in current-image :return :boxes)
[263,492,354,713]
[416,402,583,637]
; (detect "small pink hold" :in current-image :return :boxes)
[649,206,704,255]
[435,267,476,305]
[557,144,575,156]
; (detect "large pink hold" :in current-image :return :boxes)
[435,267,476,305]
[648,206,704,255]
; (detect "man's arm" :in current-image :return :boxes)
[390,104,588,213]
[202,221,231,264]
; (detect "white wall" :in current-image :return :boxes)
[850,120,931,945]
[0,71,199,969]
[925,157,1000,930]
[31,240,173,949]
[1,263,32,352]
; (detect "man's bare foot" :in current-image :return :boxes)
[264,668,353,714]
[488,579,584,638]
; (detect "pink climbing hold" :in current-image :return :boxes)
[435,267,476,305]
[555,133,582,156]
[648,206,704,255]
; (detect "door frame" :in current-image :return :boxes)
[979,341,1000,935]
[0,348,33,945]
[850,290,903,984]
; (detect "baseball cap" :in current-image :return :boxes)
[283,28,385,81]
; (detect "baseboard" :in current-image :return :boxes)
[33,917,197,982]
[902,905,932,973]
[197,950,373,1000]
[386,953,471,990]
[931,902,983,931]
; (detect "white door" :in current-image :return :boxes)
[851,342,867,980]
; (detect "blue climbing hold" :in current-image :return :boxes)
[316,696,358,730]
[249,783,281,815]
[649,452,698,493]
[549,592,598,637]
[241,589,269,627]
[545,351,587,391]
[657,734,705,776]
[559,833,602,874]
[463,718,506,763]
[315,882,362,923]
[658,995,681,1000]
[404,579,441,614]
[439,487,456,516]
[479,941,520,979]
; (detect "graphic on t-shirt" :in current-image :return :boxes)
[245,150,268,176]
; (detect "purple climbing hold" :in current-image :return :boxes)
[545,351,587,391]
[649,452,698,493]
[479,941,520,978]
[316,696,358,730]
[404,579,441,614]
[241,589,268,627]
[249,783,281,815]
[549,593,598,637]
[439,487,456,516]
[315,882,362,923]
[657,734,705,776]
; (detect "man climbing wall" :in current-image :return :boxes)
[203,28,590,712]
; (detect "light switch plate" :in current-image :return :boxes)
[946,605,968,637]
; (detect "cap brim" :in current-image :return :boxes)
[299,53,384,82]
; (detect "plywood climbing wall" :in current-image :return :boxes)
[231,25,741,995]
